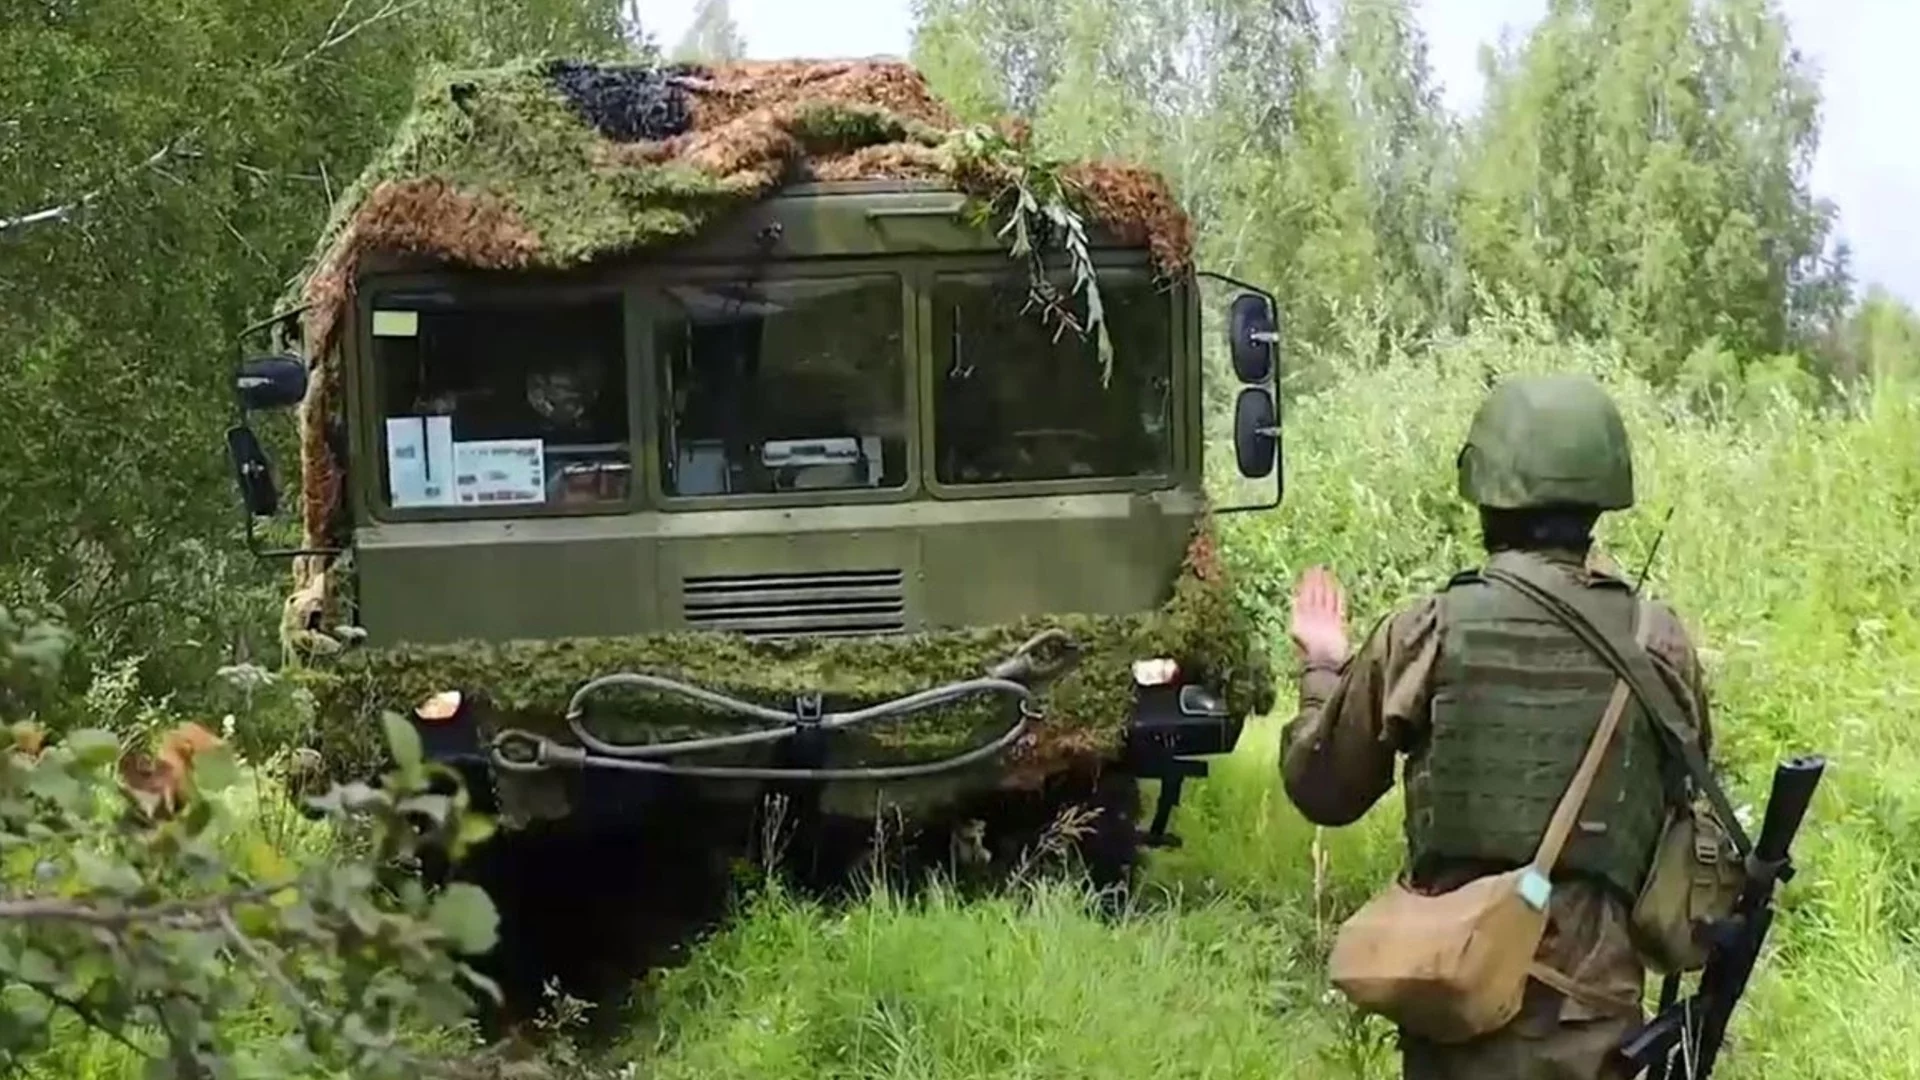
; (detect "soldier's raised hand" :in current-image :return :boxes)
[1289,565,1349,668]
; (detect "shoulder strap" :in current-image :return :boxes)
[1482,559,1753,857]
[1530,602,1644,872]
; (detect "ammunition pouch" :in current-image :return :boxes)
[1630,794,1745,975]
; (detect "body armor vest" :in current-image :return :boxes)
[1403,553,1671,902]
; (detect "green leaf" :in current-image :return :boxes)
[417,980,478,1026]
[23,763,82,810]
[397,793,453,828]
[64,728,121,767]
[179,795,216,838]
[73,848,143,894]
[64,949,111,997]
[380,712,423,784]
[0,983,51,1028]
[10,946,59,985]
[176,928,226,971]
[241,838,293,883]
[455,812,497,852]
[428,883,499,956]
[191,742,240,793]
[344,894,386,937]
[4,842,41,880]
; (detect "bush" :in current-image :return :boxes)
[0,607,509,1080]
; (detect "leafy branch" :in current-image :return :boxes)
[950,125,1117,386]
[0,606,508,1080]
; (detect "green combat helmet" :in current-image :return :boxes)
[1456,373,1634,511]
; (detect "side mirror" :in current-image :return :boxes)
[226,425,279,517]
[1233,387,1277,479]
[235,354,309,412]
[1228,294,1277,384]
[223,306,342,563]
[1197,270,1284,512]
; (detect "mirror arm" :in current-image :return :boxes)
[237,302,313,345]
[239,512,343,562]
[1195,270,1275,302]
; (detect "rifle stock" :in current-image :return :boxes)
[1619,755,1826,1079]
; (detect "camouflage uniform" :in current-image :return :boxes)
[1280,375,1716,1079]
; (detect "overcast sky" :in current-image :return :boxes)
[631,0,1918,305]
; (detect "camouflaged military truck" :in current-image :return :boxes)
[222,57,1282,894]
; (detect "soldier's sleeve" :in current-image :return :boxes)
[1279,595,1441,827]
[1642,599,1714,755]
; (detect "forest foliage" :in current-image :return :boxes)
[911,0,1881,388]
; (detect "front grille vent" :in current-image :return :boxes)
[680,568,907,639]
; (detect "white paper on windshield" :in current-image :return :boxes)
[371,309,419,337]
[386,416,456,507]
[453,439,546,506]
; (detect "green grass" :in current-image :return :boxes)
[606,308,1920,1079]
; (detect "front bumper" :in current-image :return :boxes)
[397,649,1248,840]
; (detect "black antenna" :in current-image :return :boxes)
[1633,506,1676,592]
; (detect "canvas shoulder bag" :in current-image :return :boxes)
[1326,597,1646,1044]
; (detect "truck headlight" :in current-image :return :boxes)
[1131,658,1181,687]
[414,690,463,724]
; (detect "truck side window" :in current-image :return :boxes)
[654,275,908,498]
[932,269,1173,486]
[370,293,630,512]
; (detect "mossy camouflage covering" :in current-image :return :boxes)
[277,56,1258,821]
[295,526,1273,821]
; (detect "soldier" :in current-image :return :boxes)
[1280,372,1715,1079]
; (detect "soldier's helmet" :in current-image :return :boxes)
[1456,373,1634,511]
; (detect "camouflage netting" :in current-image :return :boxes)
[285,57,1196,566]
[295,525,1274,823]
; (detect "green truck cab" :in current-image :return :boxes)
[222,58,1282,892]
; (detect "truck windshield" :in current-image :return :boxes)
[931,268,1173,486]
[369,292,630,512]
[654,274,908,497]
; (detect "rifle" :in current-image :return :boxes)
[1617,754,1826,1079]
